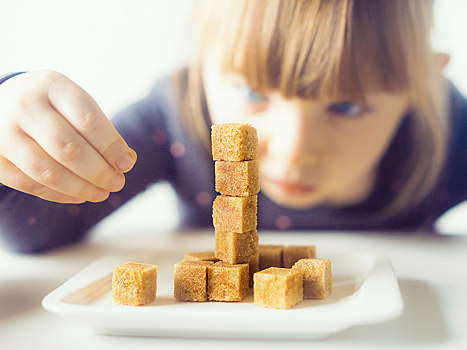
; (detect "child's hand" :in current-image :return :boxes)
[0,70,137,203]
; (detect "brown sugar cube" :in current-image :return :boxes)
[292,259,332,299]
[215,230,259,288]
[183,251,220,262]
[207,261,249,302]
[215,160,259,197]
[174,260,214,301]
[283,245,316,268]
[259,244,284,270]
[215,229,258,264]
[253,267,303,309]
[212,195,257,233]
[112,262,157,306]
[211,123,258,161]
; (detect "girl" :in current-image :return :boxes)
[0,0,466,253]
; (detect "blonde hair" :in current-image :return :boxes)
[173,0,449,215]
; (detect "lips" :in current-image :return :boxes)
[265,177,317,196]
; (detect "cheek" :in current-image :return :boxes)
[257,135,268,162]
[332,117,404,178]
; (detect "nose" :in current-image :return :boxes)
[271,98,321,159]
[264,98,322,178]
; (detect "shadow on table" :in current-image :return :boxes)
[0,279,60,320]
[330,278,450,345]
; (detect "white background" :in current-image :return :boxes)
[0,0,466,236]
[0,0,465,114]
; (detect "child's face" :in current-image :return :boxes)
[203,58,410,209]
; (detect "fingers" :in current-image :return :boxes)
[1,130,111,203]
[0,156,87,204]
[19,103,126,193]
[0,157,77,203]
[46,75,137,173]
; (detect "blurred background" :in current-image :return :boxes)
[0,0,466,237]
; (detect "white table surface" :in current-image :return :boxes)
[1,224,467,350]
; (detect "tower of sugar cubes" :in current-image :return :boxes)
[173,123,259,302]
[211,123,260,292]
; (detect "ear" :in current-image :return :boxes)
[434,53,450,75]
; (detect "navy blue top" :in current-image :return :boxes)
[1,72,466,253]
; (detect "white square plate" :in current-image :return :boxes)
[42,249,403,340]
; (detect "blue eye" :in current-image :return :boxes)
[240,85,268,103]
[328,102,364,117]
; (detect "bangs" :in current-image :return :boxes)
[197,0,411,102]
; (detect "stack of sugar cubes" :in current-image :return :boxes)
[173,123,259,302]
[212,123,260,289]
[173,123,332,308]
[112,123,332,309]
